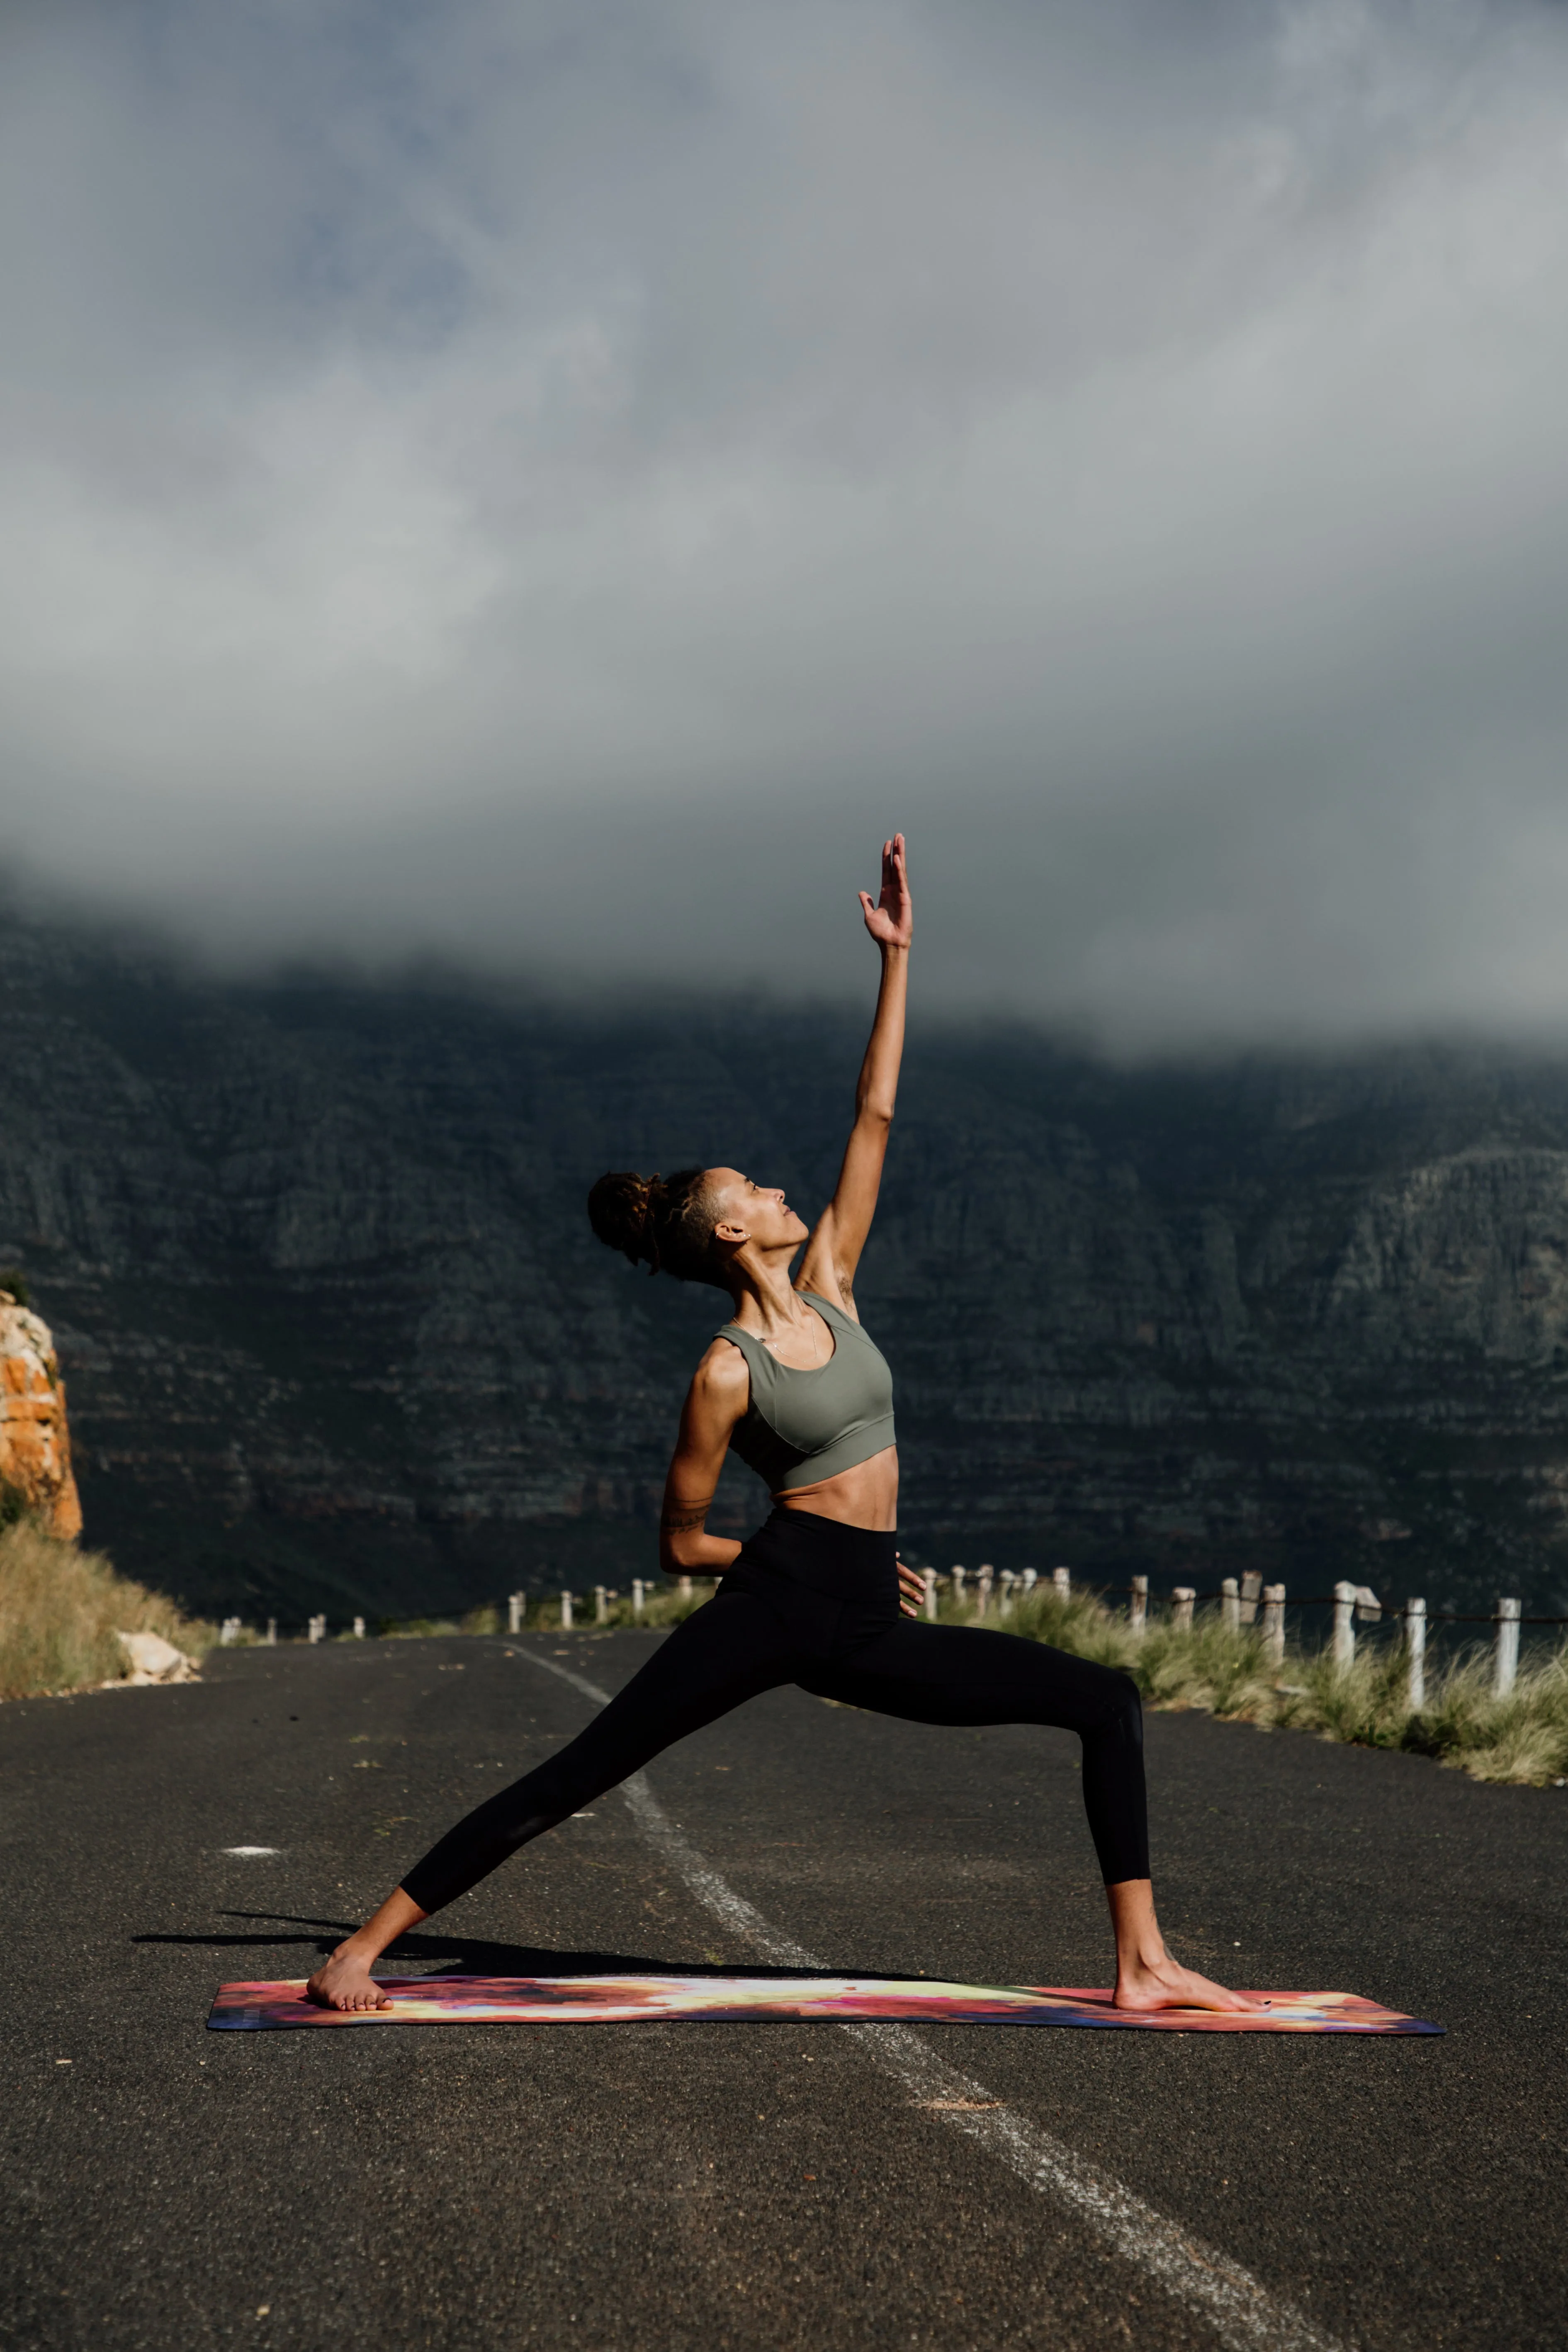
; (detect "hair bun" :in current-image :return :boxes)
[587,1170,664,1271]
[586,1164,717,1285]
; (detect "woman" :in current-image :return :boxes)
[308,836,1252,2014]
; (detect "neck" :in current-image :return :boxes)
[727,1253,806,1334]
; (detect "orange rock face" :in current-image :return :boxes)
[0,1293,83,1540]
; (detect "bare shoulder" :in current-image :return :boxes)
[690,1335,750,1409]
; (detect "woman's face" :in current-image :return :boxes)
[706,1168,810,1255]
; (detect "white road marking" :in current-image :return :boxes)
[221,1845,280,1855]
[520,1644,1348,2352]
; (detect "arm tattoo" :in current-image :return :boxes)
[660,1501,712,1533]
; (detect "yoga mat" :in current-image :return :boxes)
[207,1973,1441,2034]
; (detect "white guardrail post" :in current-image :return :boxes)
[632,1579,645,1619]
[1128,1575,1147,1637]
[353,1615,365,1639]
[1021,1567,1038,1597]
[560,1590,574,1631]
[922,1569,937,1621]
[508,1592,523,1634]
[1404,1597,1426,1710]
[1262,1584,1286,1665]
[1332,1581,1357,1671]
[977,1565,994,1617]
[951,1566,966,1607]
[595,1584,608,1625]
[265,1618,277,1647]
[1172,1586,1195,1631]
[1221,1577,1240,1634]
[1240,1569,1262,1625]
[1052,1566,1070,1599]
[1494,1597,1521,1698]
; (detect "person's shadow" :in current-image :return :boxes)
[136,1912,848,1981]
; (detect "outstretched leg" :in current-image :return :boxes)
[801,1620,1259,2012]
[307,1586,796,2009]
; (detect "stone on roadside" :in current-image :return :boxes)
[114,1630,199,1685]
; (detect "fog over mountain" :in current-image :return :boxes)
[6,2,1568,1047]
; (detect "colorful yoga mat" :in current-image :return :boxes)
[207,1973,1441,2034]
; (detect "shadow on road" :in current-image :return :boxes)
[133,1912,853,1980]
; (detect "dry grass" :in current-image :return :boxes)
[0,1517,214,1701]
[956,1583,1568,1787]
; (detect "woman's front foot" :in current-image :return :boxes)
[1113,1953,1266,2014]
[305,1944,393,2011]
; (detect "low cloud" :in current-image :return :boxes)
[5,0,1568,1046]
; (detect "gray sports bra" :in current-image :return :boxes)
[715,1292,897,1491]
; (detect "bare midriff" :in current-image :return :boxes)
[773,1443,899,1532]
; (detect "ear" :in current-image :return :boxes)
[711,1217,749,1247]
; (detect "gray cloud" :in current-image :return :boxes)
[5,0,1568,1046]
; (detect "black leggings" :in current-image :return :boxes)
[401,1510,1149,1917]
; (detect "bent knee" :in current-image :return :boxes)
[1095,1667,1144,1746]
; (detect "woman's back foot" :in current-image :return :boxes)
[305,1948,394,2011]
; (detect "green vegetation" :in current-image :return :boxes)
[0,1266,32,1306]
[0,1517,214,1701]
[980,1583,1568,1788]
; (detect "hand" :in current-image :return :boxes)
[897,1552,925,1617]
[859,834,912,951]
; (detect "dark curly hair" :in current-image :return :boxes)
[586,1166,728,1288]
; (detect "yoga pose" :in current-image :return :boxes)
[308,837,1253,2014]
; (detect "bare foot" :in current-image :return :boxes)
[1113,1955,1269,2014]
[305,1946,393,2012]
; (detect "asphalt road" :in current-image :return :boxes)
[4,1628,1564,2352]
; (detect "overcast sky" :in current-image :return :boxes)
[4,0,1568,1047]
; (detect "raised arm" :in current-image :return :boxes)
[798,834,912,1316]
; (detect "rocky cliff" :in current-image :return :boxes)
[0,1290,82,1539]
[4,907,1568,1622]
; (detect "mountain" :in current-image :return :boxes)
[4,908,1568,1624]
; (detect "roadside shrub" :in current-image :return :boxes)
[961,1582,1568,1787]
[0,1518,214,1701]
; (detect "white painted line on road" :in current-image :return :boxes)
[520,1644,1348,2352]
[221,1845,280,1855]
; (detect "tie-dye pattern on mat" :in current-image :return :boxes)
[207,1974,1441,2033]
